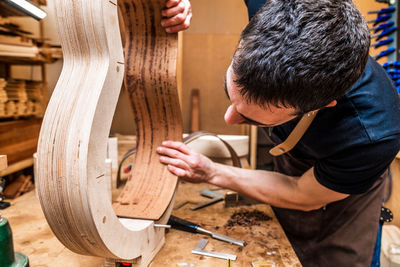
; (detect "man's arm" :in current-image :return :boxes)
[157,141,349,211]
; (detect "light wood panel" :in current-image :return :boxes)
[113,0,182,220]
[36,0,179,262]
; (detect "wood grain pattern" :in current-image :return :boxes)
[113,0,182,220]
[36,0,180,262]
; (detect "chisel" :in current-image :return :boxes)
[375,0,395,4]
[370,38,393,48]
[367,14,392,25]
[168,215,245,246]
[371,27,397,40]
[372,48,395,60]
[369,21,394,33]
[386,69,400,75]
[383,61,400,69]
[368,7,396,15]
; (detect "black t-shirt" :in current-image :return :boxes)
[244,0,400,194]
[268,58,400,194]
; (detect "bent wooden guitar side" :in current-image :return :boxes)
[36,0,181,262]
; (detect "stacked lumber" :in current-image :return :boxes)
[0,18,42,59]
[0,118,42,165]
[0,79,43,118]
[0,43,39,58]
[3,174,34,199]
[0,78,7,116]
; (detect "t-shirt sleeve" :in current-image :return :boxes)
[314,136,400,194]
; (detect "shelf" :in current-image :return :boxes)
[0,157,33,177]
[0,54,53,65]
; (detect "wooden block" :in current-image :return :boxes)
[36,0,176,261]
[0,155,7,171]
[3,175,32,199]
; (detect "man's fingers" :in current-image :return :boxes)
[167,164,187,177]
[160,141,191,155]
[164,14,191,33]
[161,13,186,28]
[162,1,185,17]
[160,156,190,170]
[165,0,180,8]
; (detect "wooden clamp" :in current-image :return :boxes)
[36,0,181,264]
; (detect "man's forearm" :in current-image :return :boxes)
[209,164,344,211]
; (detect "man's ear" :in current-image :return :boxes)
[325,100,337,108]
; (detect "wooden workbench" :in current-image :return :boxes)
[2,183,300,266]
[2,138,301,266]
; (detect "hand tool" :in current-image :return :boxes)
[386,69,400,75]
[371,27,397,40]
[383,61,400,69]
[192,238,237,261]
[388,74,400,80]
[224,191,261,207]
[367,14,392,25]
[369,21,394,33]
[368,7,396,15]
[168,215,245,246]
[371,38,394,48]
[190,190,224,210]
[375,0,395,5]
[153,224,171,228]
[372,48,395,60]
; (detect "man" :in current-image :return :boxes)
[160,0,400,266]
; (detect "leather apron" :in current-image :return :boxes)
[266,127,387,267]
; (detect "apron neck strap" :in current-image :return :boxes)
[269,110,318,156]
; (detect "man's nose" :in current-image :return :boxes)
[224,105,245,125]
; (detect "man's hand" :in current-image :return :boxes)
[161,0,192,33]
[157,141,216,183]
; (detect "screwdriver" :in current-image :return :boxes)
[168,215,245,246]
[371,27,397,40]
[368,7,396,15]
[367,14,392,26]
[372,48,395,60]
[369,21,394,33]
[370,38,394,48]
[383,61,400,69]
[376,0,395,4]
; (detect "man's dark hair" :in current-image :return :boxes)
[232,0,370,114]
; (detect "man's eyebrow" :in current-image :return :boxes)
[224,75,230,100]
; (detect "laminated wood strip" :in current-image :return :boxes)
[36,0,179,261]
[113,0,182,220]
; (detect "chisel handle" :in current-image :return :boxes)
[367,14,392,25]
[383,61,400,69]
[369,22,394,33]
[373,48,395,60]
[371,38,394,48]
[168,215,199,233]
[368,7,396,15]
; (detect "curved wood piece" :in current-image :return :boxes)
[113,0,182,220]
[36,0,181,262]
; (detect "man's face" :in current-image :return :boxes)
[224,64,299,127]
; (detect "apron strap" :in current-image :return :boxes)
[269,111,318,156]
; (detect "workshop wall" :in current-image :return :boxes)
[180,0,249,135]
[110,0,249,135]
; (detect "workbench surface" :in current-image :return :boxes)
[2,137,301,266]
[3,181,301,266]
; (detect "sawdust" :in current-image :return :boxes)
[225,210,272,228]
